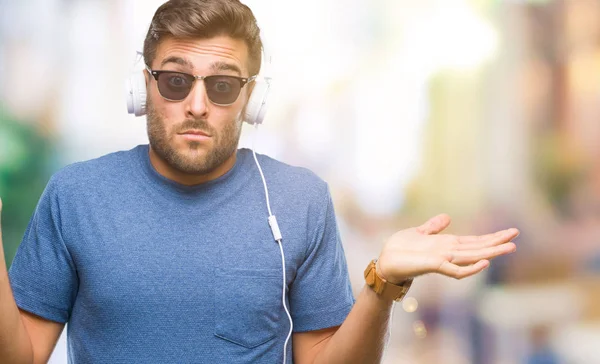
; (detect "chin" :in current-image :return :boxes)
[177,146,210,161]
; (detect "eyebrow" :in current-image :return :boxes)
[210,61,242,76]
[160,56,193,68]
[158,57,243,76]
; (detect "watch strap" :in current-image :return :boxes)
[364,259,413,302]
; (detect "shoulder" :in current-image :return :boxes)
[46,145,143,197]
[239,148,330,201]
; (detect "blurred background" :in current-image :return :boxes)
[1,0,599,363]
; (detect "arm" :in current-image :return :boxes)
[0,199,64,364]
[293,286,393,364]
[294,213,519,364]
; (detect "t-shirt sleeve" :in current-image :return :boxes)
[8,176,78,323]
[289,185,355,332]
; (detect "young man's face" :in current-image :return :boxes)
[145,35,251,175]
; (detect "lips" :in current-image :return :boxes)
[179,129,210,137]
[177,129,212,143]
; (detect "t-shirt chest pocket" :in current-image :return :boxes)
[214,268,283,348]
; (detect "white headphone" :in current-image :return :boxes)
[126,40,272,126]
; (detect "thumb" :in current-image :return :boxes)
[416,213,451,235]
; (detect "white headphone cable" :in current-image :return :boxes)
[383,301,396,362]
[250,124,293,364]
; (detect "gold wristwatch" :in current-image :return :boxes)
[364,259,413,302]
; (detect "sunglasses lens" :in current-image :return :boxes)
[157,72,194,101]
[204,76,242,105]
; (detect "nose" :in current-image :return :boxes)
[184,80,209,119]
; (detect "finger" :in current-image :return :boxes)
[456,230,519,251]
[458,228,519,244]
[451,242,516,265]
[438,259,489,279]
[416,213,451,235]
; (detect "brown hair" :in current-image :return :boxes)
[143,0,263,75]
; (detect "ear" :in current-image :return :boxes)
[246,82,256,100]
[143,68,151,87]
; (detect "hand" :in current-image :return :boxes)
[0,198,5,264]
[377,214,519,284]
[0,198,3,243]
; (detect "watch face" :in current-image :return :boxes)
[364,264,376,286]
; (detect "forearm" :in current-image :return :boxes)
[0,247,33,364]
[313,285,393,364]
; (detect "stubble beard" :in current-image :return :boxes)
[146,99,243,175]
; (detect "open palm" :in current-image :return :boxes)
[377,214,519,284]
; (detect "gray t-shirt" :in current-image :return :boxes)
[8,145,355,363]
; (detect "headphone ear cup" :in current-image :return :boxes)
[126,70,147,116]
[244,78,271,125]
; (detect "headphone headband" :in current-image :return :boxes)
[259,34,272,79]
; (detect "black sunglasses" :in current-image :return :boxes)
[146,67,257,105]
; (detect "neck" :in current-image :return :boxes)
[148,146,237,186]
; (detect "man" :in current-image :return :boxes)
[0,0,518,363]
